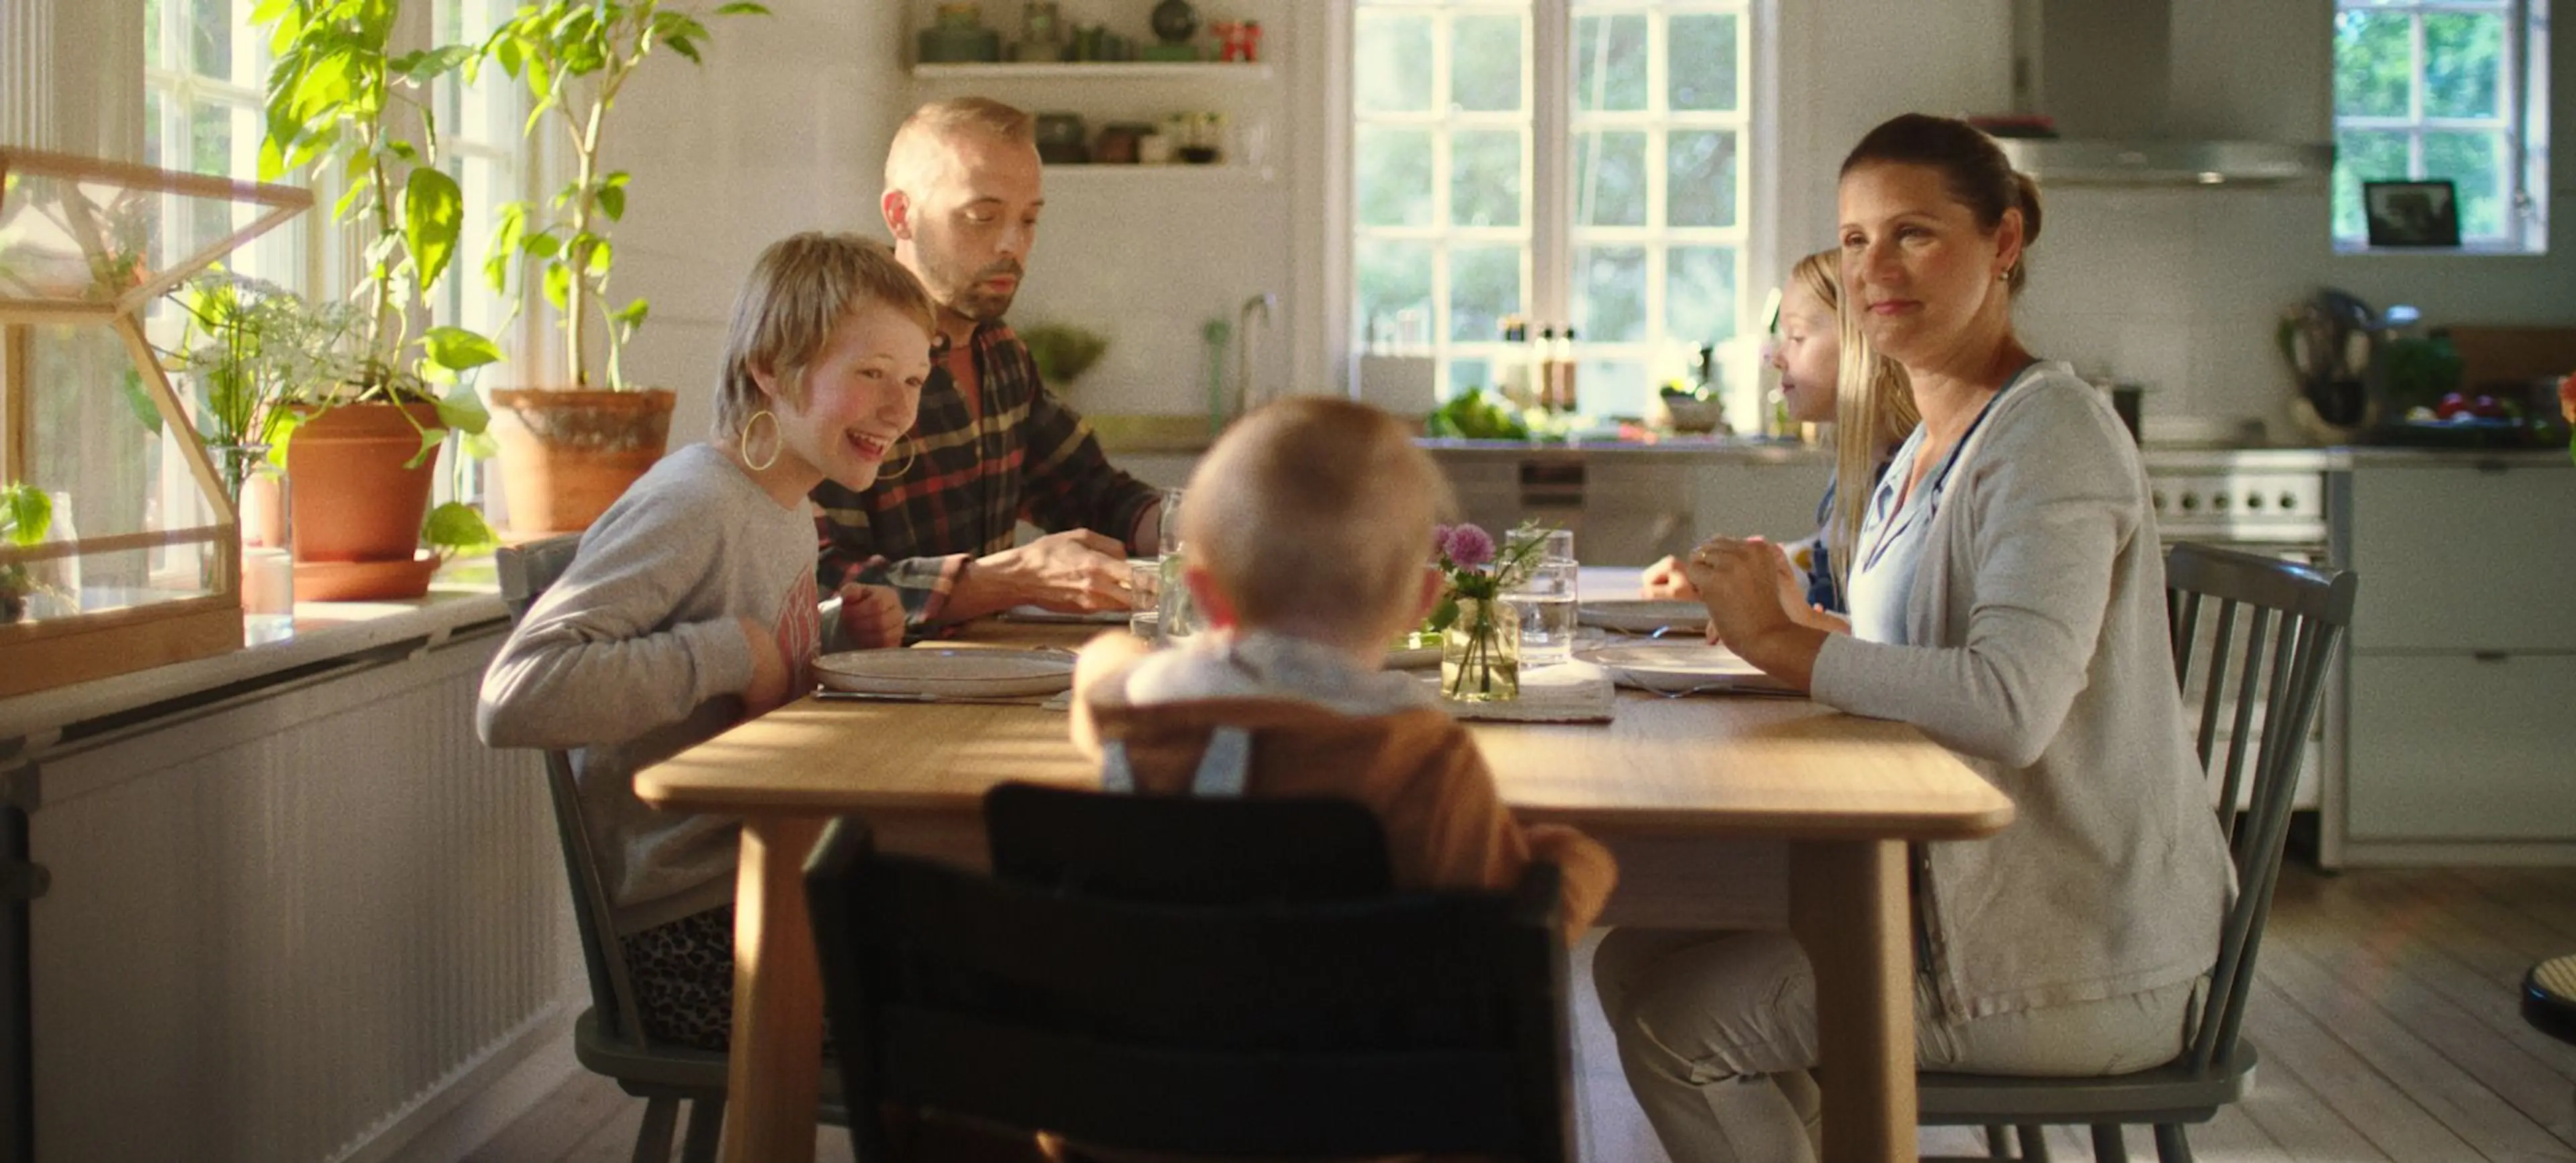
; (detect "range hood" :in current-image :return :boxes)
[2005,0,2330,187]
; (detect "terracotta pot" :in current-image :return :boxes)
[286,401,445,564]
[488,388,676,534]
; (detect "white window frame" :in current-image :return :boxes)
[1341,0,1760,414]
[2330,0,2551,254]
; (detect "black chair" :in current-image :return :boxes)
[496,537,844,1163]
[805,783,1576,1162]
[1919,542,2359,1163]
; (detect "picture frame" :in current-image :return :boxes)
[2362,179,2462,247]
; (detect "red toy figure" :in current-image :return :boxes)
[1212,19,1260,62]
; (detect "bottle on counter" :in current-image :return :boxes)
[1533,325,1558,412]
[1496,315,1532,407]
[1552,327,1580,413]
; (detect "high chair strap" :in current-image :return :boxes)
[1095,726,1252,798]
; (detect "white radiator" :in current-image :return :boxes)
[28,627,579,1162]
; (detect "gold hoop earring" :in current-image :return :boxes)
[877,437,918,480]
[740,408,783,472]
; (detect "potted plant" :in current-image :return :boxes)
[476,0,769,534]
[0,484,51,624]
[258,0,500,594]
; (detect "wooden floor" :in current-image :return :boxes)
[472,863,2576,1162]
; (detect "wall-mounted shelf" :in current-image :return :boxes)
[1042,162,1273,180]
[911,62,1275,82]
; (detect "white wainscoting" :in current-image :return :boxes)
[28,624,581,1162]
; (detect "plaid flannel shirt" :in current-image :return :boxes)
[812,320,1158,626]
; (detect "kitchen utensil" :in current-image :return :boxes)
[1577,599,1709,636]
[1574,643,1796,696]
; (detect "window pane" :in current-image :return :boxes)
[2422,131,2504,236]
[1450,245,1523,342]
[189,0,233,80]
[1451,129,1524,228]
[2333,129,2411,239]
[2333,11,2412,118]
[1668,13,1739,112]
[1573,245,1646,342]
[1572,13,1649,112]
[1666,245,1739,344]
[1574,130,1647,227]
[144,90,166,170]
[1356,241,1434,344]
[1578,358,1648,416]
[1448,357,1495,395]
[146,0,166,70]
[1667,129,1739,228]
[1356,11,1436,113]
[1356,126,1436,227]
[2422,13,2503,119]
[1452,13,1524,113]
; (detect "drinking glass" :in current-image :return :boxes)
[1128,557,1163,641]
[1157,487,1185,557]
[1530,528,1574,564]
[1511,560,1579,667]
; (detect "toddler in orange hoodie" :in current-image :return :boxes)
[1069,396,1615,938]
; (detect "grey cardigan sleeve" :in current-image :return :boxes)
[1811,385,2141,769]
[476,513,755,752]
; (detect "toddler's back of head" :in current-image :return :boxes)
[1181,398,1452,649]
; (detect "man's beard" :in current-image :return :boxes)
[941,259,1023,322]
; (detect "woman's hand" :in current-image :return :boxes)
[737,616,792,714]
[837,583,907,649]
[1640,555,1701,599]
[1683,537,1822,690]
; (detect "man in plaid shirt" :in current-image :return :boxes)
[815,98,1161,628]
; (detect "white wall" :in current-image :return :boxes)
[610,0,912,447]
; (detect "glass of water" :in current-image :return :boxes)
[1511,559,1579,667]
[1128,558,1163,641]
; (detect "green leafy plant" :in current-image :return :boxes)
[478,0,770,390]
[255,0,499,462]
[163,272,368,486]
[0,485,54,622]
[1021,323,1109,385]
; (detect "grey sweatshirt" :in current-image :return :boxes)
[1812,364,2231,1023]
[479,443,832,934]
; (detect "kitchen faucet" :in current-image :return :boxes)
[1232,292,1277,419]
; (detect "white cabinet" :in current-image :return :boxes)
[1422,447,1832,566]
[2334,459,2576,861]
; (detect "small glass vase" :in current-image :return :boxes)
[213,443,294,644]
[1442,596,1521,702]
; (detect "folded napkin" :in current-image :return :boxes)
[1425,662,1617,724]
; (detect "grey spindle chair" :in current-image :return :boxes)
[1918,542,2358,1163]
[497,536,844,1163]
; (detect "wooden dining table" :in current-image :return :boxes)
[635,621,2012,1163]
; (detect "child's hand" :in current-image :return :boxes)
[837,583,906,649]
[1640,554,1701,599]
[738,616,792,714]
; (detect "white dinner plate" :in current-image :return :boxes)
[1574,643,1795,696]
[1578,599,1709,636]
[813,648,1077,697]
[998,605,1133,624]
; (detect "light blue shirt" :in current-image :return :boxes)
[1846,364,2035,644]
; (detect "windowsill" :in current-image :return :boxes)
[0,560,509,746]
[2333,239,2549,258]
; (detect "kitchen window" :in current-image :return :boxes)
[2330,0,2551,252]
[1348,0,1755,414]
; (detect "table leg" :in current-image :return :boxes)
[719,814,827,1163]
[1788,838,1913,1163]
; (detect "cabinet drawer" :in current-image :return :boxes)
[2347,465,2576,651]
[2345,652,2576,842]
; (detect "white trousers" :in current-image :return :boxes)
[1592,928,2200,1163]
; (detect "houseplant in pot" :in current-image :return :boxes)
[258,0,500,598]
[476,0,771,535]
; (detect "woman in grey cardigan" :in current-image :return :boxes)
[1593,115,2230,1162]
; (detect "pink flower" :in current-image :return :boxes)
[1444,523,1496,569]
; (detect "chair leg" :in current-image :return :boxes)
[680,1097,726,1163]
[632,1095,680,1163]
[2017,1125,2053,1162]
[2090,1124,2130,1163]
[2152,1124,2194,1163]
[1984,1124,2015,1157]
